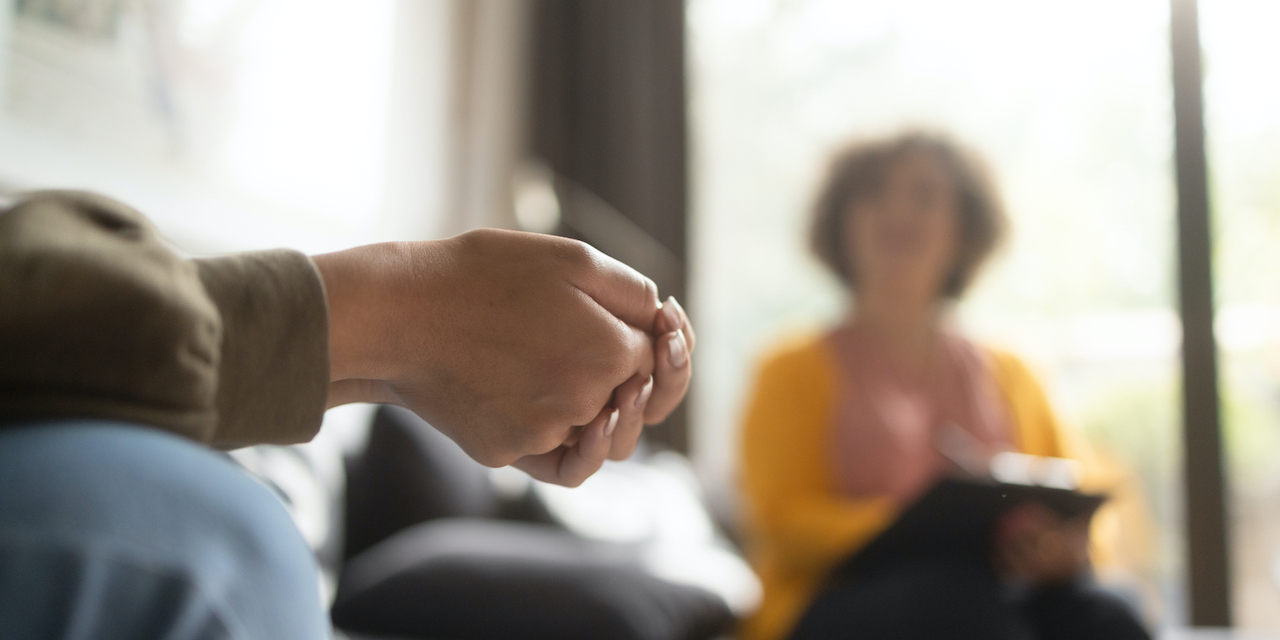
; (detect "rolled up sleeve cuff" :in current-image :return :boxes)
[194,250,329,449]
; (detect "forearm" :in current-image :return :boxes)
[312,241,424,385]
[312,241,449,410]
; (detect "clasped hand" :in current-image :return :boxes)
[314,228,694,487]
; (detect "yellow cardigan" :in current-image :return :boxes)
[737,335,1130,640]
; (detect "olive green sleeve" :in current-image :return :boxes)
[0,191,329,447]
[193,250,329,448]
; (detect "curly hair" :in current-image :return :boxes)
[809,131,1007,298]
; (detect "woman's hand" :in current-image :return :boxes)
[510,296,693,486]
[992,502,1091,586]
[315,229,692,485]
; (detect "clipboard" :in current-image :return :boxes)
[835,477,1107,577]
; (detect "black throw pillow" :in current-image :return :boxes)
[332,519,733,640]
[344,406,500,560]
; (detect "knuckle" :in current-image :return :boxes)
[524,415,569,453]
[554,237,596,270]
[602,325,634,361]
[457,226,493,248]
[566,398,602,427]
[640,276,659,309]
[537,429,569,455]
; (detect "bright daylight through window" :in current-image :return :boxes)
[2,0,449,253]
[690,0,1280,631]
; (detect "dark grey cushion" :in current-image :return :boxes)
[344,406,500,559]
[331,519,732,640]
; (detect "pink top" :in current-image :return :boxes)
[826,322,1013,504]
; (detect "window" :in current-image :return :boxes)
[688,0,1234,627]
[1201,0,1280,629]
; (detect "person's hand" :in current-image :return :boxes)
[510,294,696,484]
[315,229,663,480]
[316,229,659,467]
[992,502,1091,586]
[600,295,695,463]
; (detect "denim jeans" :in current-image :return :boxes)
[0,422,328,640]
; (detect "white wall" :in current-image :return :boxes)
[0,0,465,255]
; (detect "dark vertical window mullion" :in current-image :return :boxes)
[1170,0,1232,626]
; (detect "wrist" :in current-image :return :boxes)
[313,242,407,383]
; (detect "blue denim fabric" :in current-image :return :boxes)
[0,422,327,640]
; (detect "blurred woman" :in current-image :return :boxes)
[738,132,1149,640]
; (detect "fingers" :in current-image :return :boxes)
[559,406,618,484]
[561,424,586,448]
[656,296,695,353]
[572,246,661,334]
[609,373,654,461]
[615,323,657,385]
[643,327,691,424]
[512,405,618,487]
[643,296,693,424]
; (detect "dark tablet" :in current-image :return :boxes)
[835,477,1107,577]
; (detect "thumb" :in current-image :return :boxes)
[572,246,660,333]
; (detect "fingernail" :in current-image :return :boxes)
[604,408,620,437]
[668,329,688,368]
[634,376,654,408]
[661,298,680,331]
